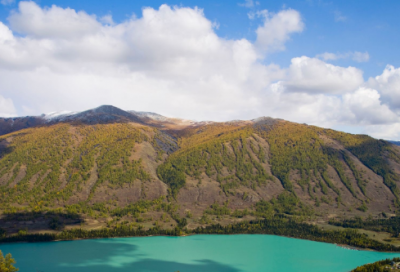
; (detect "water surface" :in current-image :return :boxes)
[1,234,399,272]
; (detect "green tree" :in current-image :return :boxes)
[0,250,18,272]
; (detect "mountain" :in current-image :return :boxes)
[0,105,399,235]
[0,105,181,136]
[389,141,400,146]
[0,116,45,136]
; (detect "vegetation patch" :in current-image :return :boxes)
[351,257,400,272]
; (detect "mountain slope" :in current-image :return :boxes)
[0,116,45,136]
[0,106,399,235]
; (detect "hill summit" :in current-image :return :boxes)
[46,105,144,124]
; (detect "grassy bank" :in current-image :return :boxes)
[1,218,399,252]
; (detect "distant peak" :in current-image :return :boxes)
[251,116,281,126]
[91,105,126,113]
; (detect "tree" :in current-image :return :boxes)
[0,250,18,272]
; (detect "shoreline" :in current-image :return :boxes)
[1,218,399,253]
[1,230,399,253]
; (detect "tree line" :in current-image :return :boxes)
[1,218,399,252]
[351,257,400,272]
[329,216,400,237]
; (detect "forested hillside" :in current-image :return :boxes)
[0,106,399,243]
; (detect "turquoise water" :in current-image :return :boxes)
[1,235,400,272]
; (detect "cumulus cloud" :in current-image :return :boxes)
[368,65,400,111]
[342,87,399,125]
[265,59,400,137]
[100,15,115,26]
[0,22,14,42]
[263,85,345,127]
[317,51,370,62]
[0,2,400,140]
[9,2,102,39]
[0,95,16,117]
[276,56,364,94]
[255,9,304,52]
[364,123,400,140]
[263,84,399,131]
[0,2,284,121]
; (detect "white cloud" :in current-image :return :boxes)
[317,51,370,63]
[8,2,102,39]
[263,84,399,133]
[0,0,14,6]
[265,60,400,138]
[0,2,280,121]
[364,123,400,140]
[100,15,114,26]
[277,56,364,94]
[368,65,400,111]
[0,95,16,117]
[0,22,14,42]
[255,9,304,52]
[248,9,269,20]
[263,85,346,127]
[0,2,400,140]
[342,87,399,125]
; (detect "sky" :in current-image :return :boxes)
[0,0,400,140]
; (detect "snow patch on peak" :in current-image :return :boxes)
[43,111,78,121]
[129,111,170,122]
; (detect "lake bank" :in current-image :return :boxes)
[2,234,400,272]
[2,219,400,253]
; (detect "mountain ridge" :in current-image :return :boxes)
[0,105,281,136]
[0,105,399,241]
[1,105,398,142]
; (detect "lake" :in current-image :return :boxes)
[1,234,399,272]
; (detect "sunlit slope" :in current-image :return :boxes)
[0,119,399,221]
[0,123,168,212]
[159,120,400,216]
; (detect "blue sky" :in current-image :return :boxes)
[0,0,400,139]
[2,0,399,78]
